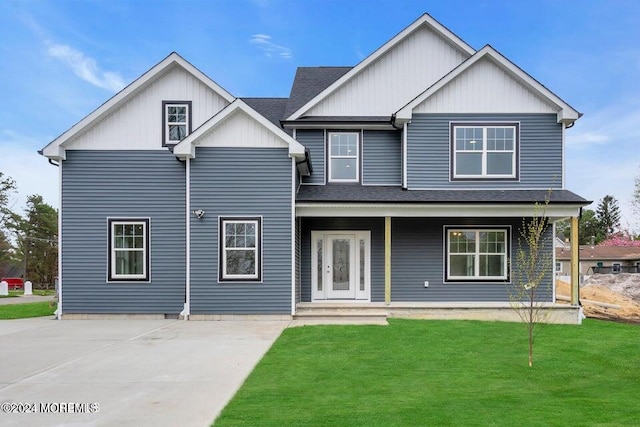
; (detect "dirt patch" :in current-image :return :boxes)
[556,276,640,323]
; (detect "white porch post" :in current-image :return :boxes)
[570,215,579,305]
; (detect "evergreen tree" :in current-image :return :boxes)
[596,195,621,237]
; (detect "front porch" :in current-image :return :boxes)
[295,302,583,325]
[295,195,585,324]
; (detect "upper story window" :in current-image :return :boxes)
[108,218,150,282]
[328,132,359,183]
[451,123,519,180]
[162,101,192,146]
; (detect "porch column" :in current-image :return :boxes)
[570,216,579,305]
[385,216,391,305]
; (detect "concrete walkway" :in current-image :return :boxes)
[0,295,56,305]
[0,318,288,426]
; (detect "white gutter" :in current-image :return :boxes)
[55,161,63,319]
[402,122,408,189]
[181,157,191,319]
[291,158,296,316]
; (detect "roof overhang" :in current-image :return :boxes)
[296,202,583,219]
[41,52,235,161]
[395,45,581,125]
[281,116,396,130]
[173,99,306,160]
[285,13,476,121]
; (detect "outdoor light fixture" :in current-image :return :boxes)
[193,209,206,219]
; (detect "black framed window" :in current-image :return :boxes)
[108,218,150,281]
[451,123,519,180]
[445,227,510,282]
[162,101,192,145]
[219,217,262,282]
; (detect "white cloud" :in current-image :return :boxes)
[46,43,125,92]
[0,130,58,215]
[249,34,293,59]
[564,102,640,231]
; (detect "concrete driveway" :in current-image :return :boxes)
[0,318,288,426]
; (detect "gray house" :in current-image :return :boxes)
[41,14,588,323]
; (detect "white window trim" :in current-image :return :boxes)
[555,261,563,273]
[444,226,510,282]
[451,123,518,179]
[163,101,191,146]
[219,217,263,282]
[107,218,150,282]
[328,131,360,183]
[612,262,621,273]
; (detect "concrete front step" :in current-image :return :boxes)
[294,305,389,325]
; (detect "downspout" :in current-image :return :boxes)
[56,160,62,319]
[391,114,408,189]
[181,157,191,319]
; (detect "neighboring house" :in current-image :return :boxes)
[556,246,640,276]
[41,14,589,322]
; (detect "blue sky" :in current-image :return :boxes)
[1,0,639,228]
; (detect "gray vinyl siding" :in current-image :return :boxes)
[363,130,401,185]
[298,129,325,184]
[190,147,292,314]
[61,150,186,314]
[300,217,385,302]
[407,114,563,189]
[391,217,553,302]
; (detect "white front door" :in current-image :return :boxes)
[311,231,370,301]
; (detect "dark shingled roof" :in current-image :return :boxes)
[284,116,392,123]
[284,67,353,119]
[296,186,590,204]
[241,98,289,127]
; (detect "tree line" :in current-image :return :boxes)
[556,194,624,245]
[0,172,58,288]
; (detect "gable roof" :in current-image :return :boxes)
[284,67,352,119]
[41,52,235,160]
[284,13,475,121]
[241,97,289,127]
[172,99,305,159]
[395,45,581,124]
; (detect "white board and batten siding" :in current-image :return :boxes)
[195,110,289,149]
[65,65,231,150]
[413,57,558,114]
[305,25,469,117]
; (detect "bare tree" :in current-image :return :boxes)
[508,198,553,367]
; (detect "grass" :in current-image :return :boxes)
[214,319,640,426]
[0,302,57,319]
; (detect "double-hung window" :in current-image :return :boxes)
[162,101,191,145]
[446,227,509,282]
[108,219,150,281]
[451,123,518,179]
[328,132,359,182]
[220,217,262,281]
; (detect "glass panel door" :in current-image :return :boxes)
[327,235,356,299]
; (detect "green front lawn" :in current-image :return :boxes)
[215,319,640,426]
[0,302,57,319]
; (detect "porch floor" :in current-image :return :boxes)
[295,302,583,325]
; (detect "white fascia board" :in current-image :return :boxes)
[284,13,475,121]
[173,99,306,160]
[295,203,582,218]
[40,52,235,160]
[395,45,581,124]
